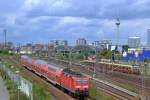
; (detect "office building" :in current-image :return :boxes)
[92,40,112,49]
[147,29,150,47]
[76,38,87,46]
[128,37,140,48]
[49,40,68,46]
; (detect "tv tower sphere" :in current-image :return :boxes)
[116,18,120,26]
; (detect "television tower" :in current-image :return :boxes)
[3,29,7,49]
[115,17,120,47]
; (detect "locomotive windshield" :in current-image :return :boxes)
[76,80,88,84]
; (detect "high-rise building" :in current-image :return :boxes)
[128,37,140,48]
[147,29,150,47]
[49,40,68,46]
[76,38,87,46]
[92,40,112,49]
[61,40,68,46]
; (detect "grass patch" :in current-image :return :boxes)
[89,83,97,99]
[33,84,51,100]
[0,49,14,57]
[116,82,138,93]
[89,82,115,100]
[146,67,150,76]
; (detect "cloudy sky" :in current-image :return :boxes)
[0,0,149,45]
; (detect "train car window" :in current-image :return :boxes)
[76,80,82,84]
[82,80,88,84]
[48,67,56,71]
[76,80,88,84]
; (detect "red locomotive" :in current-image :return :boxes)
[21,55,89,97]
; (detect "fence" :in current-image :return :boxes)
[0,62,33,100]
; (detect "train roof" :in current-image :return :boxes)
[21,55,30,59]
[21,55,33,61]
[99,62,139,68]
[48,64,63,70]
[35,59,48,65]
[63,68,83,77]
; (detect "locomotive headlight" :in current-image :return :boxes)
[83,86,88,88]
[76,86,81,88]
[75,86,88,88]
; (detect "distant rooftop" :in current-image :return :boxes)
[128,37,140,39]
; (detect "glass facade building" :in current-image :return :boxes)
[147,29,150,47]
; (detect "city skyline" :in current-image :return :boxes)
[0,0,150,45]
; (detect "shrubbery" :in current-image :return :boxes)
[0,49,13,56]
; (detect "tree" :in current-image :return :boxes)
[73,45,95,60]
[99,48,112,59]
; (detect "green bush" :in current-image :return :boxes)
[99,49,112,59]
[89,82,115,100]
[0,50,8,54]
[33,84,51,100]
[89,83,97,99]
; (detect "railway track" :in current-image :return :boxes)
[6,55,148,100]
[1,56,76,100]
[41,57,140,100]
[84,63,150,98]
[71,63,150,99]
[72,67,139,100]
[49,57,150,98]
[94,79,138,100]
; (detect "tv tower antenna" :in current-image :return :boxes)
[115,17,120,48]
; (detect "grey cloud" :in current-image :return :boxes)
[0,0,150,45]
[0,0,24,15]
[24,0,150,20]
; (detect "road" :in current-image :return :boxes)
[0,76,9,100]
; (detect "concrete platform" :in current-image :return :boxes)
[0,76,9,100]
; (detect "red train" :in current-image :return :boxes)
[21,55,89,97]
